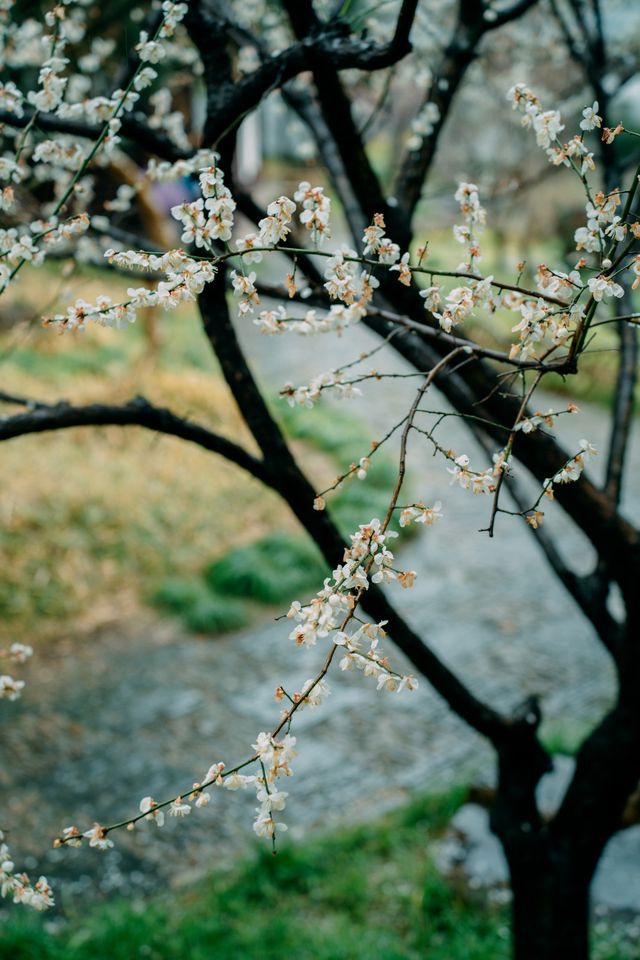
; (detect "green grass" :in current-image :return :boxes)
[1,785,636,960]
[0,787,511,960]
[153,532,328,635]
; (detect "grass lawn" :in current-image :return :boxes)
[2,784,636,960]
[1,788,513,960]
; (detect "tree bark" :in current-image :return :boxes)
[509,854,591,960]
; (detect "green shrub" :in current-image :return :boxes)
[205,533,327,604]
[152,579,249,634]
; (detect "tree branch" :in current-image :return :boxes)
[0,109,184,163]
[279,0,413,247]
[197,264,513,744]
[188,17,415,147]
[0,395,270,483]
[395,0,538,223]
[605,287,638,507]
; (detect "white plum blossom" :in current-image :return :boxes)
[83,824,114,850]
[420,284,441,312]
[447,454,496,494]
[399,501,443,528]
[139,797,165,827]
[168,798,191,817]
[587,275,624,301]
[9,643,33,664]
[294,182,331,246]
[27,63,68,113]
[235,232,264,263]
[0,675,25,700]
[136,32,165,64]
[362,214,400,264]
[407,100,440,149]
[390,252,412,285]
[532,110,564,149]
[580,102,602,132]
[230,269,260,316]
[0,81,24,117]
[547,440,597,487]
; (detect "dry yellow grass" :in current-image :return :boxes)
[0,268,298,647]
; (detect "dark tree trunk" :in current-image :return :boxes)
[489,707,594,960]
[509,853,591,960]
[492,679,640,960]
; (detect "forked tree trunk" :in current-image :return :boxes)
[489,715,597,960]
[492,693,640,960]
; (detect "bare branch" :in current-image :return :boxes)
[0,395,270,483]
[0,109,184,163]
[395,0,538,223]
[605,286,638,506]
[187,17,415,147]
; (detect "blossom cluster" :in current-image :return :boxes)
[323,246,379,320]
[286,518,418,693]
[508,84,565,151]
[406,101,440,151]
[430,275,496,334]
[447,453,501,495]
[575,189,624,256]
[0,834,54,911]
[0,642,33,701]
[514,404,578,434]
[146,151,215,184]
[507,83,632,299]
[452,181,486,268]
[171,162,236,248]
[362,214,401,265]
[280,368,363,408]
[545,439,598,493]
[47,249,216,331]
[399,501,443,528]
[294,181,331,246]
[0,0,192,289]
